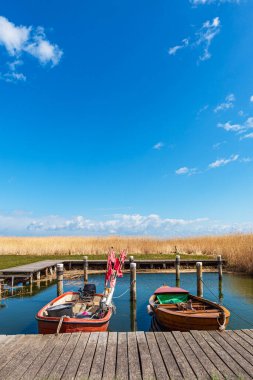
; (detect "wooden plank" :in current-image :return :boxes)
[116,332,128,380]
[163,332,196,380]
[61,333,90,380]
[234,330,253,347]
[127,332,142,380]
[47,332,81,380]
[242,329,253,340]
[208,331,253,377]
[0,335,26,370]
[155,332,182,379]
[136,331,156,380]
[6,335,51,380]
[200,331,251,380]
[34,334,71,380]
[226,330,253,356]
[0,335,38,379]
[75,332,99,380]
[190,330,235,379]
[217,331,253,363]
[145,332,169,380]
[182,332,223,379]
[89,332,108,380]
[172,331,210,380]
[102,332,117,380]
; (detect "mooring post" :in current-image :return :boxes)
[36,271,41,281]
[217,255,222,281]
[175,255,180,283]
[196,262,203,297]
[45,268,49,278]
[83,256,88,283]
[0,279,3,300]
[57,263,64,296]
[130,262,136,301]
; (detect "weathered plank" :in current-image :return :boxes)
[145,332,169,380]
[155,331,182,379]
[226,330,253,356]
[102,332,117,380]
[127,332,142,380]
[34,334,71,380]
[136,331,155,380]
[89,332,108,380]
[215,331,253,366]
[61,332,90,380]
[172,331,210,380]
[200,331,251,379]
[191,330,235,379]
[75,332,99,380]
[163,332,196,380]
[240,329,253,342]
[0,335,27,371]
[116,332,128,380]
[234,330,253,347]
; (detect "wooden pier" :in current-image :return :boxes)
[0,330,252,379]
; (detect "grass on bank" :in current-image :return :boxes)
[0,253,213,270]
[0,234,252,273]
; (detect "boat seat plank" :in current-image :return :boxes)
[154,332,182,380]
[6,335,52,380]
[182,332,224,379]
[136,331,156,380]
[190,330,236,379]
[75,332,99,380]
[234,330,253,347]
[209,331,253,375]
[200,331,251,379]
[116,332,128,380]
[172,331,210,380]
[163,332,196,380]
[102,332,117,380]
[34,334,71,380]
[61,332,90,380]
[127,332,142,380]
[226,330,253,356]
[145,332,169,380]
[49,333,81,380]
[89,332,108,380]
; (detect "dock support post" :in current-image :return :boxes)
[196,262,203,297]
[57,263,64,296]
[217,255,222,281]
[0,279,3,300]
[36,271,41,281]
[175,255,180,284]
[130,262,136,301]
[83,256,88,284]
[45,268,49,278]
[49,267,53,276]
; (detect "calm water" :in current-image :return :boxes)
[0,272,252,334]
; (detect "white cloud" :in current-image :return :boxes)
[218,117,253,139]
[212,141,226,150]
[190,0,240,4]
[153,142,164,150]
[175,167,197,176]
[214,93,235,113]
[250,96,253,103]
[168,17,220,62]
[240,132,253,140]
[0,210,252,237]
[208,154,239,168]
[0,16,63,82]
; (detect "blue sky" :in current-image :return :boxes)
[0,0,253,236]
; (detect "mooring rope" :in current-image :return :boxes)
[113,280,135,299]
[201,278,253,328]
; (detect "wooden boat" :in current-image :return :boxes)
[149,286,230,331]
[36,289,113,334]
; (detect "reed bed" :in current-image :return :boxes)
[0,234,252,273]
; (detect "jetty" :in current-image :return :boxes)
[0,330,252,379]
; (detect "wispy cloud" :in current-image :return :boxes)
[214,93,235,113]
[218,117,253,139]
[208,154,239,168]
[0,16,63,82]
[175,167,198,176]
[212,141,226,150]
[240,132,253,140]
[153,142,164,150]
[169,17,221,62]
[190,0,240,4]
[250,95,253,103]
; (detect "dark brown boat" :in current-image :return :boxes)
[149,286,230,331]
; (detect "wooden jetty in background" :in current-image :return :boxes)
[0,330,252,379]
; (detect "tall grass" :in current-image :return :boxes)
[0,234,252,273]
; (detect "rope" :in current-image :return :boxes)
[113,280,135,299]
[201,278,253,328]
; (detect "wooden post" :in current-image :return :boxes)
[57,263,64,296]
[217,255,222,281]
[0,279,3,300]
[130,262,136,301]
[175,255,180,282]
[83,256,88,283]
[45,268,49,278]
[36,271,41,281]
[196,262,203,297]
[129,256,134,263]
[49,267,53,276]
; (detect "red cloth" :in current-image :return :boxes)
[119,249,127,264]
[114,258,123,278]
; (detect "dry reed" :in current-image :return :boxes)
[0,234,252,273]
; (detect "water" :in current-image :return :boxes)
[0,272,252,334]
